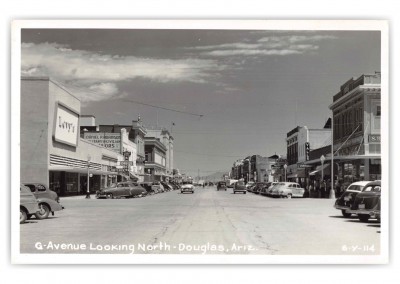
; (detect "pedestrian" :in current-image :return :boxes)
[320,180,326,198]
[335,180,341,198]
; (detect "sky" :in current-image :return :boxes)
[20,28,381,178]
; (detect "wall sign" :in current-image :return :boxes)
[53,102,79,147]
[83,132,121,152]
[368,134,381,143]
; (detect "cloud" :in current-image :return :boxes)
[21,42,224,101]
[190,34,335,57]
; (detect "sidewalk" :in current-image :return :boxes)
[60,194,96,200]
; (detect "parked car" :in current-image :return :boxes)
[160,181,173,191]
[348,180,381,222]
[181,183,194,194]
[96,182,146,199]
[23,182,64,219]
[217,181,227,191]
[270,182,304,198]
[140,182,156,195]
[20,184,39,224]
[233,181,247,194]
[259,182,272,196]
[252,182,266,194]
[247,183,257,193]
[334,181,371,217]
[265,182,279,196]
[151,182,165,193]
[245,181,255,189]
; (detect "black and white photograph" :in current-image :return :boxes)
[10,19,389,267]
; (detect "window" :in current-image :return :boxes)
[37,184,46,192]
[376,106,381,117]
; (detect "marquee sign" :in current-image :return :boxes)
[53,102,79,147]
[83,132,121,152]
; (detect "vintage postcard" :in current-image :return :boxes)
[11,20,389,264]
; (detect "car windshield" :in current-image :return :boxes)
[363,185,381,192]
[348,185,363,191]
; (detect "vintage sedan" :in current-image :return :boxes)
[271,182,304,198]
[151,182,165,193]
[23,182,64,220]
[96,182,147,199]
[233,181,247,194]
[181,183,194,194]
[217,181,227,191]
[20,184,39,224]
[348,181,381,222]
[334,181,371,217]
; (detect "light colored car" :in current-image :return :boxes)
[334,181,371,217]
[271,182,305,198]
[23,183,64,219]
[151,182,165,193]
[20,184,39,224]
[245,181,254,189]
[181,183,194,194]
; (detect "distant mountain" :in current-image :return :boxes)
[203,171,229,182]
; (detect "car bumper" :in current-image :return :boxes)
[334,205,350,211]
[347,209,375,215]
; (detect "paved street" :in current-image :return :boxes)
[20,186,380,255]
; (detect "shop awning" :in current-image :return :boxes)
[309,164,330,176]
[49,165,111,175]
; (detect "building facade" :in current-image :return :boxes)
[145,128,174,179]
[144,137,167,181]
[329,71,381,183]
[21,77,124,196]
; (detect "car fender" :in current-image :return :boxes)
[36,197,64,211]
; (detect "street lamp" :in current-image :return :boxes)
[86,154,91,199]
[284,164,287,182]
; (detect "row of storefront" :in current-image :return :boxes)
[20,76,174,196]
[230,72,382,194]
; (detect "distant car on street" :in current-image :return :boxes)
[334,181,371,217]
[20,184,39,224]
[259,182,272,195]
[233,181,247,194]
[181,183,194,194]
[270,182,305,198]
[96,182,146,199]
[217,181,227,191]
[348,180,381,222]
[251,182,266,194]
[23,182,64,219]
[264,182,279,196]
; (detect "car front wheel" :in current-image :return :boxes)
[35,204,50,219]
[20,209,27,224]
[341,210,352,218]
[287,194,292,199]
[106,193,113,199]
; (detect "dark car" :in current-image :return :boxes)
[348,181,381,222]
[140,182,156,195]
[96,182,146,199]
[252,182,266,194]
[259,182,272,196]
[23,182,64,219]
[217,181,227,191]
[161,181,173,191]
[233,181,247,194]
[334,181,370,217]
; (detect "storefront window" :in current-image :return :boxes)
[65,172,78,193]
[49,171,61,194]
